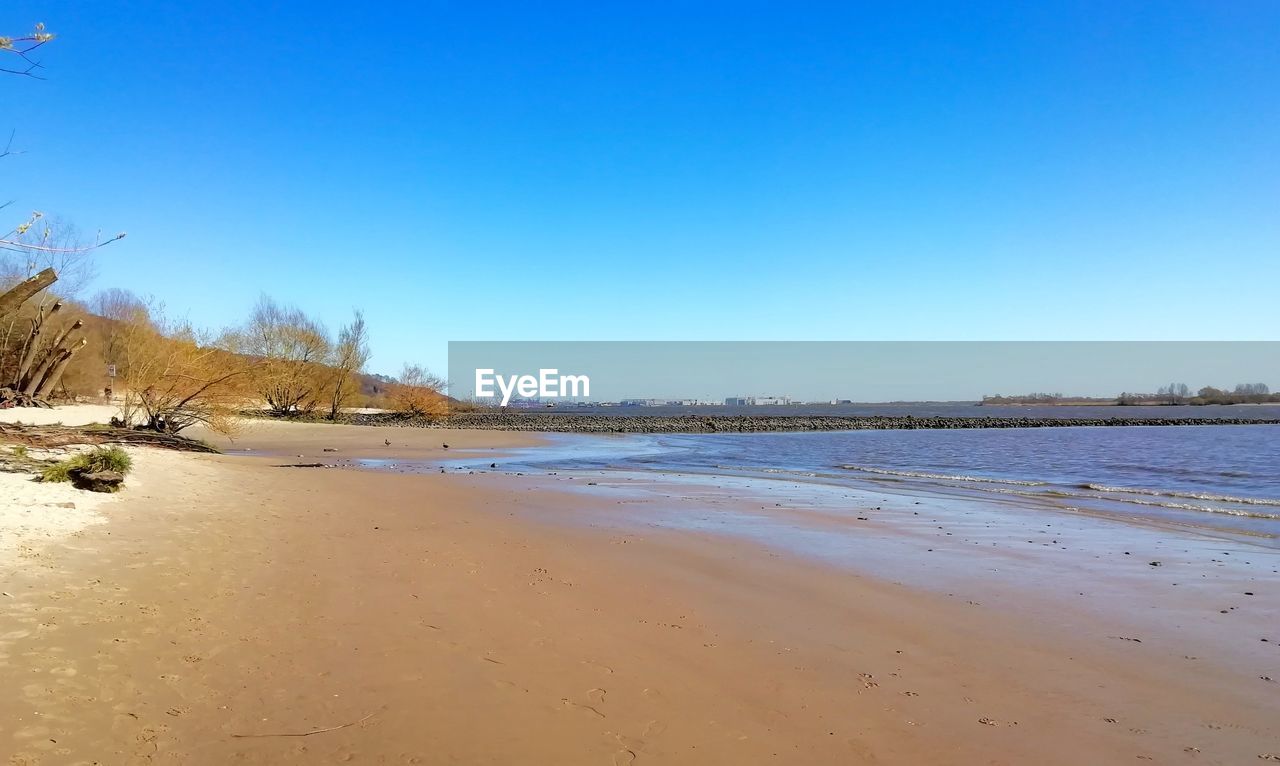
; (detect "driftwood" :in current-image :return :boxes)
[0,422,220,453]
[0,387,51,408]
[231,710,381,739]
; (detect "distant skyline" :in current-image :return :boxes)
[5,2,1279,376]
[447,341,1280,402]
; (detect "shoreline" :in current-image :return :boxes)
[243,410,1280,433]
[2,420,1278,763]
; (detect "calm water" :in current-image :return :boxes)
[471,424,1280,539]
[536,402,1280,420]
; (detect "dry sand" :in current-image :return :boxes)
[0,464,110,569]
[0,421,1277,764]
[0,404,118,428]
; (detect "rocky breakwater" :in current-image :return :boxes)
[334,412,1280,433]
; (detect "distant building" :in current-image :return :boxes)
[724,396,792,406]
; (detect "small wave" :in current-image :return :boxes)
[1108,464,1254,479]
[1090,495,1280,520]
[712,464,820,478]
[982,486,1280,520]
[1082,484,1280,507]
[837,465,1046,486]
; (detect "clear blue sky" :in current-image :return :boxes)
[5,2,1278,375]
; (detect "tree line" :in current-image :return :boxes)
[983,382,1277,407]
[1120,382,1277,406]
[0,24,446,433]
[95,292,448,433]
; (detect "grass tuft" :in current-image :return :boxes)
[40,446,133,484]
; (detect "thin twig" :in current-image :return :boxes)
[231,709,381,739]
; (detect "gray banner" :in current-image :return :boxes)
[446,341,1280,407]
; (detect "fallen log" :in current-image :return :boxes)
[0,422,220,453]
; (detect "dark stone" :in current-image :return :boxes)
[69,469,124,493]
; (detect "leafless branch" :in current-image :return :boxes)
[0,129,24,160]
[0,32,52,79]
[0,232,127,254]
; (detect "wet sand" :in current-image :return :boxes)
[1,422,1277,764]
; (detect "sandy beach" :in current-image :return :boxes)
[1,419,1277,765]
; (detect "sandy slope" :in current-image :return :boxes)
[0,424,1276,764]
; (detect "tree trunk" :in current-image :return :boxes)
[44,318,83,362]
[14,305,69,390]
[15,318,42,388]
[329,372,347,419]
[34,338,86,400]
[22,350,62,397]
[0,268,57,319]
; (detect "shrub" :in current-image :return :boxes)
[391,363,448,416]
[114,304,254,434]
[40,446,133,483]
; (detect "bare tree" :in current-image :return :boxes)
[391,363,446,416]
[92,288,149,375]
[1157,382,1189,405]
[230,295,331,415]
[327,310,370,418]
[0,220,104,401]
[116,306,255,434]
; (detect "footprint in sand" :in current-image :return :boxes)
[560,698,606,719]
[858,673,879,689]
[583,659,615,675]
